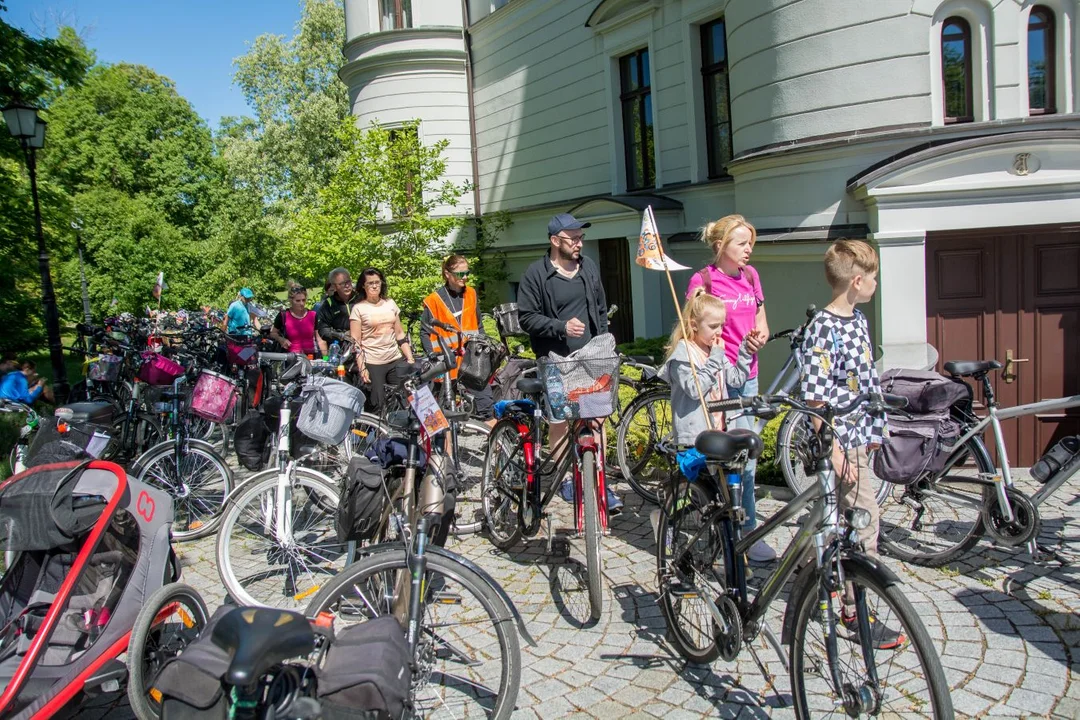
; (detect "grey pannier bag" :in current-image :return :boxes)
[873,412,963,485]
[879,368,969,414]
[295,377,366,446]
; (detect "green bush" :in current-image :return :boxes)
[0,413,22,481]
[616,336,668,366]
[756,410,786,487]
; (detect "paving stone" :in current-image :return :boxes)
[1006,688,1056,716]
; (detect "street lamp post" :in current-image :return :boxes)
[3,102,69,404]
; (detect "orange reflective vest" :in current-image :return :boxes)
[422,286,478,379]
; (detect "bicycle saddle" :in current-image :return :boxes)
[211,607,314,686]
[943,360,1002,377]
[695,429,764,462]
[516,377,545,396]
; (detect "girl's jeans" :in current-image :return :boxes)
[726,376,761,531]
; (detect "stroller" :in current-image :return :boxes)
[0,460,207,719]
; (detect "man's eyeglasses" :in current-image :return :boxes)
[558,234,585,245]
[333,279,353,287]
[450,270,470,279]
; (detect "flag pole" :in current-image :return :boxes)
[648,208,715,431]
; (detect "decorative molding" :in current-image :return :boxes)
[586,0,661,34]
[343,27,465,59]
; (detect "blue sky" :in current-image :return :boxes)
[5,0,306,129]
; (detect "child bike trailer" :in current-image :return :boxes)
[0,460,197,719]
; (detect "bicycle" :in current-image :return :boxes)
[877,359,1080,566]
[1,399,38,477]
[130,374,235,541]
[480,343,621,621]
[656,391,952,718]
[215,353,357,610]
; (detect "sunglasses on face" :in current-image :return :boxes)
[450,270,470,279]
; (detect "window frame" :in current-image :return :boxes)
[700,18,732,179]
[941,16,974,124]
[380,0,412,31]
[619,48,655,191]
[1028,6,1056,115]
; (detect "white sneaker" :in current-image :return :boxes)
[747,539,777,563]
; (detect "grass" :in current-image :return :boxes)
[939,566,960,578]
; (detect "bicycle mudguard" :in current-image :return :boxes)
[780,551,902,646]
[358,543,537,647]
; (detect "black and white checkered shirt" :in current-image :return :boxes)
[798,309,885,450]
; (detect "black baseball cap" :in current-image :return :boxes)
[548,213,591,237]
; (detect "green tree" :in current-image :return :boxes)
[290,118,470,312]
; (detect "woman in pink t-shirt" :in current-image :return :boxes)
[685,214,775,562]
[270,283,324,357]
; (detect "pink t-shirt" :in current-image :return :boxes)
[686,264,764,379]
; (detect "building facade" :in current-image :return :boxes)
[343,0,1080,463]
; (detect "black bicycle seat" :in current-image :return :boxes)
[516,377,545,396]
[943,360,1002,377]
[211,607,314,686]
[628,355,655,366]
[695,429,764,462]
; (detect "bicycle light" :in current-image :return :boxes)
[846,508,871,530]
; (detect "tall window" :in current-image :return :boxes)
[1028,7,1056,114]
[941,17,973,123]
[701,19,732,178]
[620,48,654,190]
[380,0,412,30]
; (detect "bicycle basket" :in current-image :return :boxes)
[295,377,366,446]
[493,303,526,337]
[87,354,123,383]
[538,333,619,420]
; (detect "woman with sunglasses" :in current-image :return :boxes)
[270,282,325,357]
[421,255,494,422]
[350,267,415,411]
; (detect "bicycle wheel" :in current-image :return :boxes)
[616,388,673,504]
[104,413,163,461]
[790,560,952,719]
[449,420,491,536]
[216,467,352,610]
[778,410,816,495]
[877,437,990,567]
[127,582,210,720]
[655,480,724,663]
[343,412,390,461]
[134,443,234,540]
[480,418,526,550]
[306,548,521,720]
[580,447,604,621]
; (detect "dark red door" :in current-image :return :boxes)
[926,226,1080,465]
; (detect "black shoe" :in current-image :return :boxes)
[841,609,906,650]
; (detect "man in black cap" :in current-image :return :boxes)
[517,212,621,512]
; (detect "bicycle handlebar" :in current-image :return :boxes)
[708,392,907,421]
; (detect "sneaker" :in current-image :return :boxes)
[606,488,623,516]
[558,477,574,502]
[841,609,907,650]
[747,540,777,563]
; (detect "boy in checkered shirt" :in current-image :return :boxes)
[798,240,904,649]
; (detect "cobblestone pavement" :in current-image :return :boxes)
[93,468,1078,718]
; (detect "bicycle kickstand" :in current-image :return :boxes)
[1030,540,1064,566]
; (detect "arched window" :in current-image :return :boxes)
[1028,7,1056,114]
[942,17,973,123]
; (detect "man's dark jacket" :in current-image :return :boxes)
[316,292,359,341]
[517,253,608,359]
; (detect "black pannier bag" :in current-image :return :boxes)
[233,412,269,471]
[316,615,412,720]
[490,357,536,403]
[155,606,234,720]
[879,368,969,415]
[336,456,390,543]
[458,335,507,392]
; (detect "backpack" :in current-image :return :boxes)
[316,615,412,720]
[459,336,507,392]
[490,357,536,403]
[233,412,269,471]
[879,368,969,414]
[336,456,391,543]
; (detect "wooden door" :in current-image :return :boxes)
[597,238,635,344]
[926,226,1080,465]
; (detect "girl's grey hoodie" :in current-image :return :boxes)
[658,339,752,444]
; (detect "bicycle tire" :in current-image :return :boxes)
[877,436,990,567]
[480,418,525,550]
[655,479,724,663]
[449,420,491,536]
[305,548,522,720]
[133,443,234,541]
[789,559,953,719]
[104,412,163,461]
[580,448,604,621]
[616,387,673,504]
[127,582,210,720]
[216,467,352,610]
[778,410,816,495]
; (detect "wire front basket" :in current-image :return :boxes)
[537,334,620,420]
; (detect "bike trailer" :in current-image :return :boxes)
[0,460,176,719]
[24,401,115,469]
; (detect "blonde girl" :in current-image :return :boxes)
[658,289,751,445]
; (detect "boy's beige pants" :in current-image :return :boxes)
[839,446,878,558]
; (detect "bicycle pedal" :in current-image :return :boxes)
[431,592,462,606]
[667,584,699,599]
